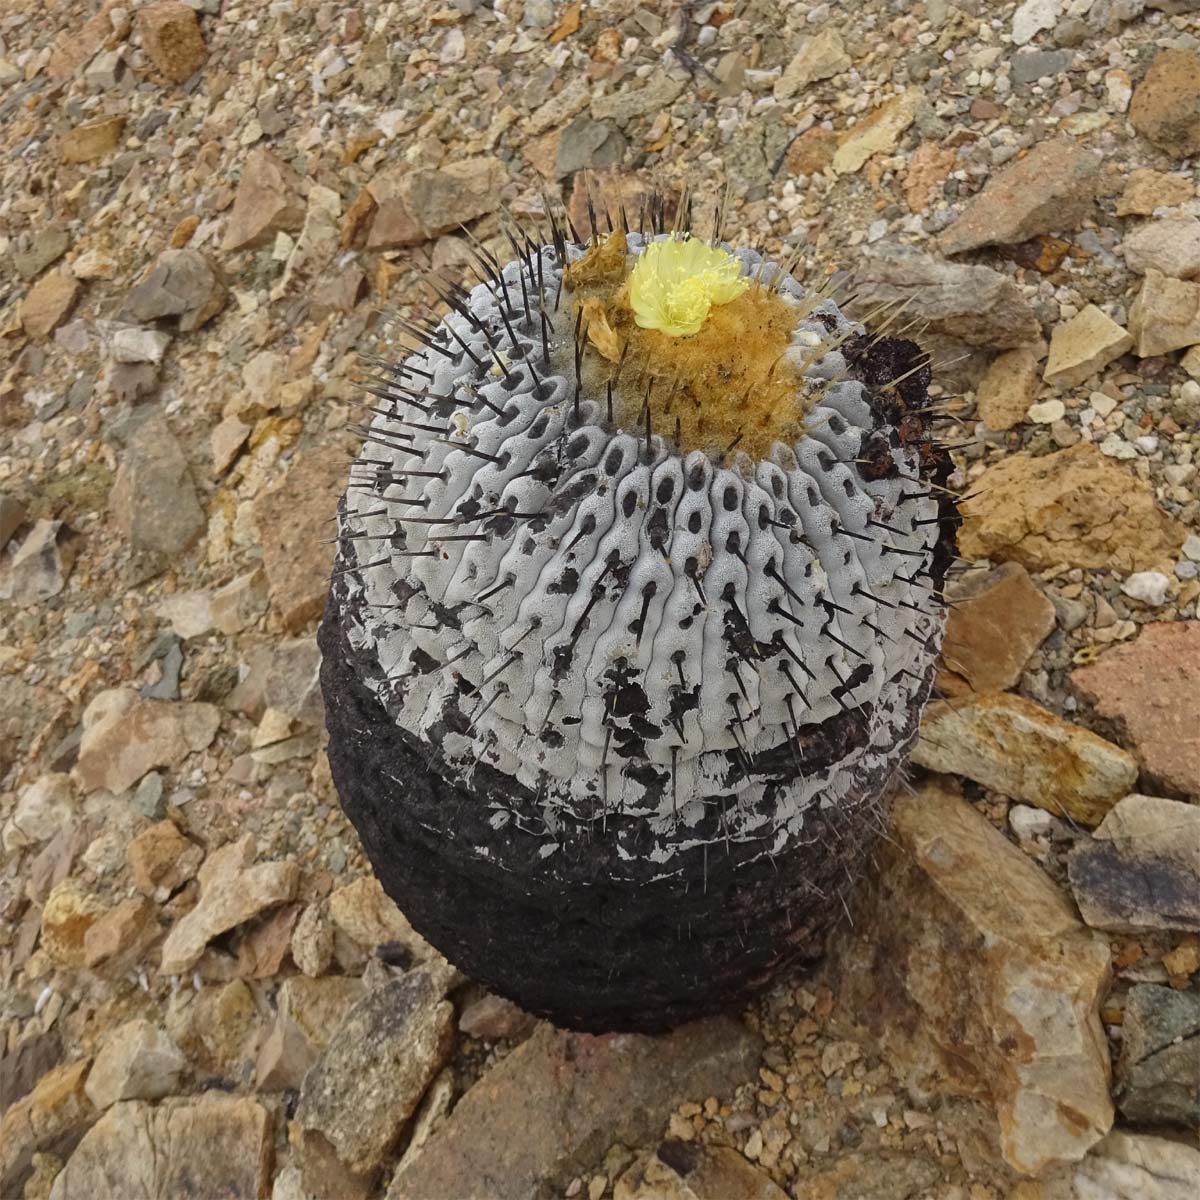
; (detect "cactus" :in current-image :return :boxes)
[319,198,959,1032]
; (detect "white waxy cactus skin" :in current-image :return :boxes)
[338,235,946,874]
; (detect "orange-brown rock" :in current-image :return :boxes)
[0,1058,95,1197]
[1071,621,1200,799]
[940,562,1056,694]
[137,1,206,83]
[1130,49,1200,160]
[958,443,1186,573]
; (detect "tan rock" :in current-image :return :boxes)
[836,782,1112,1177]
[913,691,1138,825]
[1071,1131,1200,1200]
[256,975,364,1091]
[774,28,850,99]
[366,157,507,248]
[82,896,159,969]
[160,834,299,974]
[211,568,268,634]
[958,443,1185,573]
[41,880,106,967]
[328,876,432,958]
[253,449,342,631]
[1128,270,1200,357]
[127,820,203,901]
[168,979,261,1075]
[0,1059,94,1199]
[940,562,1056,693]
[137,1,205,82]
[939,138,1101,255]
[977,346,1042,431]
[48,0,122,80]
[83,1019,185,1109]
[832,90,919,175]
[1115,169,1195,217]
[1130,49,1200,160]
[4,774,75,850]
[1043,305,1133,388]
[458,993,537,1043]
[73,689,220,796]
[60,117,126,164]
[222,148,307,252]
[1123,217,1200,280]
[1071,621,1200,797]
[47,1094,271,1200]
[211,415,250,476]
[20,274,80,338]
[616,1144,786,1200]
[291,902,334,977]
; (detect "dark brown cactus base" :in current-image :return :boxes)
[319,593,917,1034]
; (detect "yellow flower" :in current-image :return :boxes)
[628,236,749,337]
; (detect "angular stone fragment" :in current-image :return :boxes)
[60,117,126,164]
[0,493,25,549]
[222,148,307,252]
[256,975,364,1092]
[458,993,537,1042]
[110,410,204,576]
[1128,270,1200,357]
[976,346,1042,431]
[1130,49,1200,159]
[73,689,220,796]
[1116,984,1200,1127]
[387,1016,760,1200]
[82,896,159,969]
[84,1020,185,1110]
[1123,217,1200,280]
[366,157,507,248]
[4,774,75,849]
[959,443,1185,573]
[20,274,80,338]
[1071,621,1199,797]
[254,450,343,631]
[774,28,850,99]
[137,1,206,83]
[1068,795,1200,932]
[211,568,268,634]
[127,820,203,901]
[853,244,1040,349]
[939,139,1101,255]
[47,1094,271,1200]
[1043,305,1133,388]
[159,833,299,974]
[0,1059,94,1199]
[328,876,432,959]
[41,881,105,968]
[940,562,1055,693]
[13,228,70,280]
[832,90,919,175]
[1115,169,1195,216]
[1070,1131,1200,1199]
[0,520,79,606]
[914,692,1137,824]
[297,970,454,1177]
[616,1143,787,1200]
[123,248,226,332]
[835,782,1113,1177]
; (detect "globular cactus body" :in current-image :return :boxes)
[320,208,957,1032]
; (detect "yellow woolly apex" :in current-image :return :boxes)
[628,235,750,336]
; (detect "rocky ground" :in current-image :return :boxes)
[1,0,1199,1197]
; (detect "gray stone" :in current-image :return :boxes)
[0,520,79,606]
[1068,794,1200,932]
[110,410,204,579]
[852,244,1040,348]
[387,1015,761,1200]
[227,636,323,726]
[129,772,165,820]
[555,116,626,180]
[1117,984,1200,1127]
[123,248,227,332]
[1011,49,1072,86]
[297,969,455,1177]
[139,635,183,702]
[12,227,70,280]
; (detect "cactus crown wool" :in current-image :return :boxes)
[333,195,957,883]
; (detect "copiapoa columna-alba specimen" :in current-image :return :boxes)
[319,192,959,1032]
